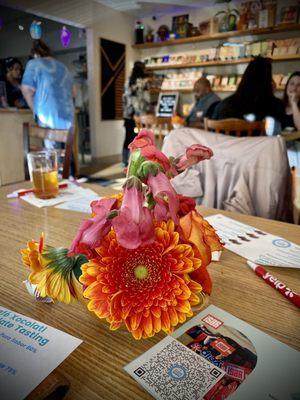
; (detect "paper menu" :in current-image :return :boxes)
[205,214,300,269]
[0,306,82,400]
[125,305,300,400]
[21,187,99,208]
[55,190,101,213]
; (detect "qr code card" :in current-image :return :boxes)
[125,336,225,399]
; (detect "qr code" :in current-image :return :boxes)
[133,338,225,400]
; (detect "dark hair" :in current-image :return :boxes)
[5,57,22,71]
[129,61,146,86]
[235,56,274,113]
[283,71,300,108]
[31,39,51,58]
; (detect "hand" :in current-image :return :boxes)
[289,91,298,105]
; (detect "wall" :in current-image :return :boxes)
[86,3,138,159]
[0,24,86,59]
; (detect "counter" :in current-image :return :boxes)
[0,108,33,185]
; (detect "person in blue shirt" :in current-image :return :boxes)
[21,40,74,149]
[186,77,220,126]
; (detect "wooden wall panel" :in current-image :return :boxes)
[100,38,125,120]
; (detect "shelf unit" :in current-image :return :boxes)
[160,86,284,93]
[133,24,300,49]
[145,54,300,71]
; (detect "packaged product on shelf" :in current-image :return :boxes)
[280,6,299,24]
[266,40,275,56]
[214,76,222,87]
[228,76,237,88]
[206,75,216,86]
[281,74,290,87]
[252,41,262,56]
[260,41,269,56]
[273,74,284,88]
[210,17,219,34]
[221,76,229,87]
[261,0,277,27]
[199,20,210,35]
[236,76,242,86]
[208,48,217,60]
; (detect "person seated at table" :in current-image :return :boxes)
[186,77,220,126]
[282,71,300,131]
[21,39,74,150]
[212,57,285,135]
[4,57,28,109]
[281,72,300,168]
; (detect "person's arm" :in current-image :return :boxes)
[21,85,35,111]
[21,60,36,111]
[290,93,300,130]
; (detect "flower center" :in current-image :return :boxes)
[134,264,149,280]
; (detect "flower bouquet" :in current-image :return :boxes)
[21,130,222,340]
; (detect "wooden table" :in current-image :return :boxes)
[1,183,299,400]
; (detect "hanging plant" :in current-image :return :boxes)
[215,0,240,32]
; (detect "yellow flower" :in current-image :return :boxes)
[21,238,86,304]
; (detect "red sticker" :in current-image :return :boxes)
[210,339,235,357]
[202,314,224,329]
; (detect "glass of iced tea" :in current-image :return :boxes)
[27,151,59,199]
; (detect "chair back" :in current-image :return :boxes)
[134,115,172,148]
[204,118,266,137]
[23,122,74,179]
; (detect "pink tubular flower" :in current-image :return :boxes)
[175,144,213,172]
[68,197,117,256]
[140,145,171,173]
[147,172,179,223]
[128,129,154,151]
[112,180,155,249]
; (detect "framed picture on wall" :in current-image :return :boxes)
[100,38,125,120]
[172,14,189,38]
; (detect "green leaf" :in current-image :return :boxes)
[137,161,161,178]
[73,254,88,280]
[127,150,145,177]
[215,10,227,17]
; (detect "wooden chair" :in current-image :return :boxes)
[204,118,266,137]
[23,122,74,180]
[134,115,173,148]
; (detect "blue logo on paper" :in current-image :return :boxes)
[168,364,187,380]
[272,239,291,248]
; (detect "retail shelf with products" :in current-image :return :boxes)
[133,24,300,49]
[160,87,284,93]
[146,54,300,71]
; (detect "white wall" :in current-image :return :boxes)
[86,3,138,159]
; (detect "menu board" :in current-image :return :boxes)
[156,92,179,117]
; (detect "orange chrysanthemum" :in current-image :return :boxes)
[80,220,206,339]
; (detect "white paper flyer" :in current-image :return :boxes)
[125,305,300,400]
[0,306,82,400]
[205,214,300,268]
